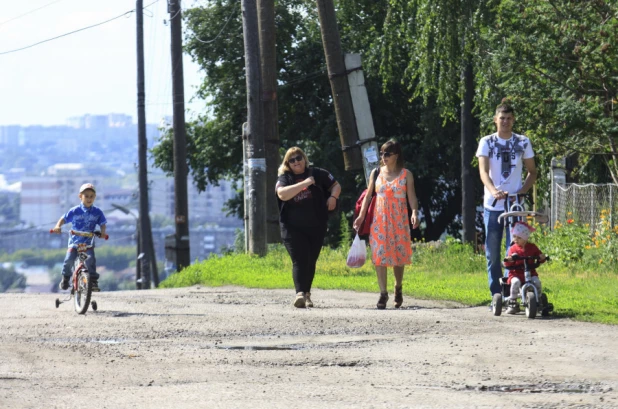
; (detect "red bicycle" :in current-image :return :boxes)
[50,230,108,314]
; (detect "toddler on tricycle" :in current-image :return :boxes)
[493,221,553,318]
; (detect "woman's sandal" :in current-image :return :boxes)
[394,285,403,308]
[377,292,389,309]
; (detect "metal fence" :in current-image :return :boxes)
[553,183,617,231]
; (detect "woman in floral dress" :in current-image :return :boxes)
[353,140,419,309]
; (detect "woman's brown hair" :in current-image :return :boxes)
[380,140,404,169]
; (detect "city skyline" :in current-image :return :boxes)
[0,0,206,127]
[1,112,167,128]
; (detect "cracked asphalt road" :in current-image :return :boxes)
[1,286,616,408]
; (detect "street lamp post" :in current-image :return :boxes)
[111,203,142,289]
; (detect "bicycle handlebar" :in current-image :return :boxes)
[504,254,550,262]
[49,229,109,240]
[491,193,528,208]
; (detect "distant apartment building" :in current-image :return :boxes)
[20,164,102,227]
[19,165,240,229]
[66,113,133,129]
[150,173,241,227]
[102,188,135,209]
[0,125,23,148]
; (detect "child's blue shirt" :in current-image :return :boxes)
[62,203,107,248]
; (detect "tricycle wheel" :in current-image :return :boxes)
[540,293,550,316]
[525,290,537,319]
[492,293,502,316]
[91,301,97,311]
[55,298,60,308]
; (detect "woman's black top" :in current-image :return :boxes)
[276,167,337,236]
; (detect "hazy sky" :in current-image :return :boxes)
[0,0,206,126]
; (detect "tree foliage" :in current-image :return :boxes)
[0,265,26,293]
[380,0,492,120]
[151,0,469,243]
[0,247,136,271]
[476,0,618,185]
[0,194,19,228]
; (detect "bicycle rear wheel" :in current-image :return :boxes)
[74,272,92,314]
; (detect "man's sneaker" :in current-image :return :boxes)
[293,292,306,308]
[91,280,100,292]
[58,276,70,291]
[305,292,313,308]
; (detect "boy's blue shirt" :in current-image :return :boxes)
[63,203,107,248]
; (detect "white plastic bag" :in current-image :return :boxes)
[346,234,366,268]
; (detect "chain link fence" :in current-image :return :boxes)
[553,183,617,231]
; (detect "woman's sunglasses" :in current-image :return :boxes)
[288,155,303,164]
[380,152,395,158]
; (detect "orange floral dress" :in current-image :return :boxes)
[369,168,412,266]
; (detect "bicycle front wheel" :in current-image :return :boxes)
[74,272,92,314]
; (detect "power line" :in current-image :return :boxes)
[0,0,65,27]
[0,12,133,56]
[0,0,161,56]
[193,4,239,45]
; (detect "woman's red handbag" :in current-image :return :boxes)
[354,168,380,237]
[354,189,376,236]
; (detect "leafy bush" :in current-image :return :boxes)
[0,265,26,292]
[531,209,618,269]
[0,246,137,271]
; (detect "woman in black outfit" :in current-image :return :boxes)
[276,147,341,308]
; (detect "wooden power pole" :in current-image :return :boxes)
[168,0,191,269]
[257,0,280,244]
[315,0,362,171]
[136,0,158,288]
[242,0,267,256]
[461,61,476,245]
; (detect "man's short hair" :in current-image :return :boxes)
[495,101,514,115]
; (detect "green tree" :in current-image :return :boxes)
[477,0,618,186]
[380,0,492,243]
[0,194,19,228]
[0,265,26,292]
[152,0,468,243]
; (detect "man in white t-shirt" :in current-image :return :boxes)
[476,102,537,301]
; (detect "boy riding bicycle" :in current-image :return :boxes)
[52,183,107,292]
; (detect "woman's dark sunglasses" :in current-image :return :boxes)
[380,151,395,158]
[288,155,303,164]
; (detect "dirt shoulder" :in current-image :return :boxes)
[1,286,616,408]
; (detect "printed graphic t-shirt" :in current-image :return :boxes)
[63,203,107,248]
[476,133,534,211]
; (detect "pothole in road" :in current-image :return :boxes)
[211,334,394,352]
[461,383,612,394]
[40,338,133,344]
[216,345,300,351]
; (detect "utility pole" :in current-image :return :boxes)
[136,0,157,288]
[242,0,267,256]
[257,0,280,244]
[315,0,362,171]
[461,61,476,245]
[345,54,380,186]
[168,0,191,269]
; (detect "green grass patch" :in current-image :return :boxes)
[161,241,618,325]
